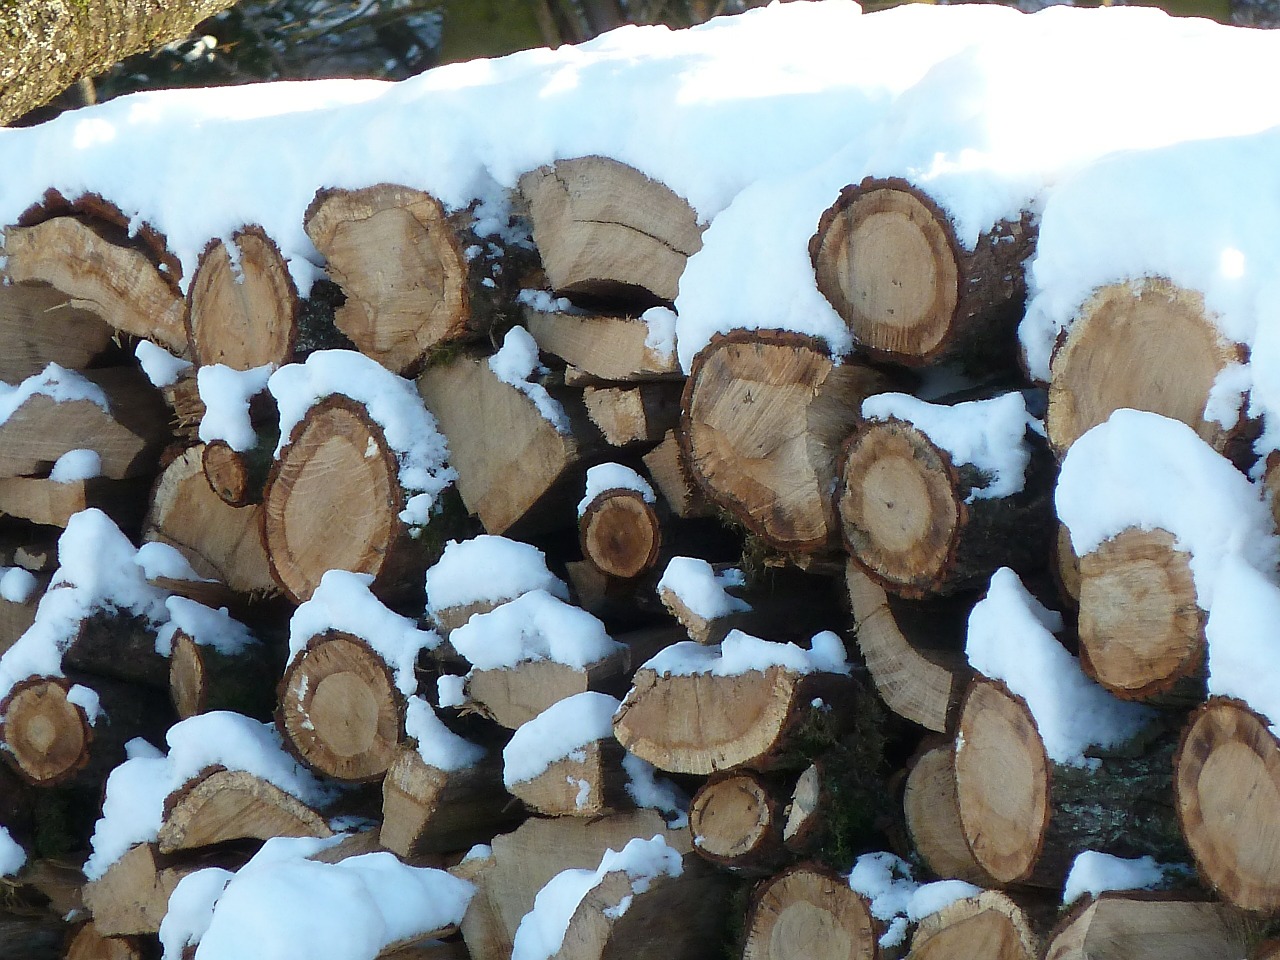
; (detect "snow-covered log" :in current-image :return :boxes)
[577,465,662,581]
[166,606,274,720]
[1043,892,1252,960]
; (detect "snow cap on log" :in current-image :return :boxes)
[577,463,655,518]
[1061,851,1174,906]
[197,363,273,452]
[641,629,849,678]
[403,696,485,771]
[425,535,569,620]
[846,851,981,951]
[503,692,621,790]
[155,596,256,658]
[0,826,24,878]
[450,590,622,671]
[489,326,572,435]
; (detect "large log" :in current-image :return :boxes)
[906,890,1041,960]
[901,742,990,885]
[0,283,116,385]
[743,863,879,960]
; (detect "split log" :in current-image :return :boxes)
[0,574,43,656]
[582,383,682,447]
[1175,697,1280,912]
[810,177,1034,368]
[681,331,890,553]
[1044,892,1254,960]
[524,308,682,383]
[688,770,787,875]
[641,430,709,519]
[837,411,1054,598]
[186,227,300,369]
[417,349,584,537]
[155,367,204,444]
[0,283,116,384]
[466,652,629,731]
[305,184,537,375]
[846,564,969,734]
[519,156,703,307]
[743,863,879,960]
[507,737,632,819]
[657,561,750,646]
[907,890,1041,960]
[0,476,148,529]
[0,367,170,481]
[0,216,187,352]
[82,841,190,936]
[1075,527,1205,704]
[579,488,662,580]
[157,766,333,853]
[168,629,275,720]
[380,747,519,858]
[1046,279,1247,459]
[901,742,990,885]
[953,678,1184,888]
[143,444,277,596]
[65,922,147,960]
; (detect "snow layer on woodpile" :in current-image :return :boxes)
[403,695,486,772]
[511,835,683,960]
[0,364,108,424]
[489,326,571,435]
[0,825,26,877]
[847,851,981,949]
[1061,851,1174,906]
[1056,410,1278,609]
[425,535,569,616]
[577,462,656,517]
[159,835,474,960]
[85,712,337,880]
[657,557,750,620]
[1205,554,1280,736]
[642,629,850,677]
[966,568,1154,766]
[449,589,622,670]
[503,692,619,788]
[197,363,273,452]
[268,350,456,530]
[861,391,1041,501]
[155,596,257,658]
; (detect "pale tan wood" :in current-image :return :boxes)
[641,430,709,519]
[0,367,169,480]
[681,331,889,552]
[187,227,299,369]
[157,766,332,853]
[1047,279,1244,458]
[524,308,681,383]
[520,157,703,305]
[1077,527,1204,703]
[65,921,146,960]
[508,738,630,818]
[1176,698,1280,912]
[278,632,404,781]
[1,217,187,352]
[168,629,275,720]
[582,384,681,446]
[688,770,785,875]
[0,476,145,528]
[1055,524,1081,607]
[466,652,628,731]
[902,742,991,885]
[579,490,661,579]
[417,350,581,536]
[143,445,277,596]
[18,856,84,918]
[1044,893,1253,960]
[658,571,749,646]
[0,579,42,657]
[0,282,115,384]
[0,677,89,786]
[908,891,1039,960]
[743,863,878,960]
[82,842,189,936]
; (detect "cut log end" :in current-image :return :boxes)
[0,678,89,786]
[201,440,256,507]
[909,891,1039,960]
[579,489,661,579]
[689,771,783,874]
[743,864,878,960]
[903,742,991,886]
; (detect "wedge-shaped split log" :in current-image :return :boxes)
[1044,892,1254,960]
[82,842,194,936]
[65,920,148,960]
[0,476,148,529]
[524,308,682,384]
[582,383,682,447]
[0,282,115,385]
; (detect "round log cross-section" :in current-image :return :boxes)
[689,771,785,875]
[0,678,90,786]
[907,891,1039,960]
[743,863,878,960]
[579,489,662,579]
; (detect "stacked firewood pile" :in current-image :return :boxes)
[0,153,1275,960]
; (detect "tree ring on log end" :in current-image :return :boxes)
[954,679,1050,885]
[838,420,961,594]
[0,679,89,786]
[743,865,876,960]
[1176,698,1280,912]
[1077,527,1204,702]
[278,633,403,781]
[690,772,774,861]
[579,490,661,579]
[263,396,403,603]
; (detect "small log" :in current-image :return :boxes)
[582,383,682,447]
[641,430,709,519]
[157,766,333,854]
[579,489,662,580]
[201,427,277,507]
[810,176,1034,368]
[0,216,187,352]
[168,628,275,720]
[507,737,631,819]
[657,561,750,646]
[65,922,146,960]
[901,742,990,885]
[0,282,116,384]
[680,331,890,553]
[524,308,681,383]
[186,227,300,369]
[743,863,879,960]
[689,770,787,875]
[0,367,170,481]
[82,841,190,936]
[466,652,629,731]
[1076,527,1205,704]
[1054,524,1081,608]
[0,476,148,529]
[953,678,1184,888]
[1046,279,1247,459]
[519,156,703,307]
[143,444,277,596]
[1044,892,1254,960]
[1175,697,1280,912]
[907,890,1041,960]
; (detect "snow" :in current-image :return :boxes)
[1204,554,1280,736]
[641,307,677,361]
[1056,410,1278,609]
[268,350,456,530]
[620,753,689,829]
[288,569,440,696]
[0,825,26,877]
[135,540,209,583]
[657,557,749,620]
[159,836,474,960]
[0,364,108,426]
[135,340,192,388]
[154,596,257,658]
[577,463,656,517]
[85,711,337,881]
[66,683,103,725]
[488,326,570,435]
[1062,851,1172,906]
[449,589,623,671]
[502,692,619,788]
[424,535,569,616]
[860,392,1041,500]
[436,674,466,708]
[966,568,1154,766]
[0,567,37,604]
[49,449,102,483]
[511,835,683,960]
[640,629,850,678]
[516,289,575,314]
[403,695,486,771]
[846,852,980,950]
[197,363,274,452]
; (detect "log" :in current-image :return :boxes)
[641,430,709,519]
[837,410,1054,598]
[907,890,1040,960]
[0,216,187,352]
[582,383,682,447]
[579,488,662,580]
[1076,527,1205,704]
[0,366,170,481]
[200,412,278,507]
[0,282,116,385]
[0,476,148,529]
[305,184,537,375]
[657,560,750,646]
[466,652,629,731]
[60,609,169,690]
[688,770,787,875]
[681,331,889,553]
[810,176,1034,368]
[1046,279,1247,460]
[519,156,703,307]
[507,737,631,819]
[743,862,879,960]
[1044,892,1254,960]
[901,742,990,885]
[524,308,681,383]
[953,678,1184,888]
[168,628,275,721]
[142,444,277,597]
[1054,524,1081,608]
[64,922,146,960]
[82,841,190,936]
[1175,697,1280,912]
[186,227,299,369]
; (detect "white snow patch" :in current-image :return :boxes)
[847,852,980,950]
[424,535,569,616]
[657,557,750,620]
[0,364,109,425]
[135,340,192,388]
[49,449,102,483]
[641,306,677,361]
[577,463,656,517]
[436,674,467,708]
[1205,554,1280,736]
[450,590,622,671]
[1062,851,1172,906]
[0,567,37,604]
[404,695,485,772]
[516,289,574,314]
[134,540,209,583]
[197,363,274,452]
[620,753,689,829]
[488,326,570,435]
[154,596,256,658]
[641,629,850,678]
[0,826,26,877]
[66,684,103,726]
[503,692,619,788]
